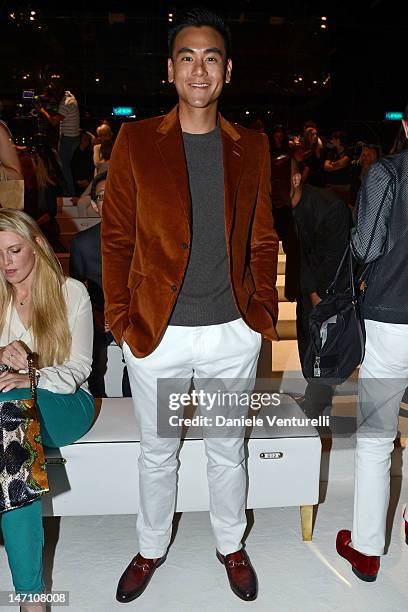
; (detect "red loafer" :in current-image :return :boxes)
[336,530,380,582]
[217,548,258,601]
[404,515,408,545]
[116,553,166,603]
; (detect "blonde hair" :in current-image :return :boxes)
[0,210,71,368]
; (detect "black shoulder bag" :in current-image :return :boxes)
[302,244,366,385]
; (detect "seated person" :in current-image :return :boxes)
[0,120,23,180]
[71,130,94,197]
[93,122,113,171]
[0,209,95,612]
[77,140,112,209]
[70,172,130,397]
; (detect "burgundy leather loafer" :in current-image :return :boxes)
[217,549,258,601]
[336,530,380,582]
[404,516,408,545]
[116,553,166,603]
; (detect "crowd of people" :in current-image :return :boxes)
[0,6,407,610]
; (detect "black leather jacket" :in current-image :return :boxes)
[351,149,408,323]
[293,184,350,298]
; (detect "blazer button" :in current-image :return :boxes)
[181,242,189,250]
[171,284,177,292]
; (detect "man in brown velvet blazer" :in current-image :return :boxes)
[102,7,278,604]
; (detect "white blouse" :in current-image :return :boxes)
[0,277,93,394]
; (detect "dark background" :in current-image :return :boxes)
[1,0,406,148]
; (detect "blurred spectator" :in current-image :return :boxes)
[324,130,353,206]
[77,139,112,208]
[249,118,265,133]
[38,82,80,196]
[350,145,379,204]
[359,145,379,178]
[24,140,66,251]
[70,171,130,397]
[0,120,24,210]
[290,168,350,419]
[71,131,94,196]
[96,140,113,175]
[93,121,113,170]
[269,124,290,159]
[0,121,23,180]
[299,124,325,187]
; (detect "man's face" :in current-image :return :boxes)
[168,26,232,113]
[91,179,106,217]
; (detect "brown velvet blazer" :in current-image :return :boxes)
[101,106,279,357]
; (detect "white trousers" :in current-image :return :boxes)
[352,319,408,555]
[123,318,262,558]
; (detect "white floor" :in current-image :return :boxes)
[0,476,407,612]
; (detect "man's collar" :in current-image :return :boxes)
[156,104,241,141]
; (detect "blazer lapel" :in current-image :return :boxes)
[155,107,191,228]
[220,115,243,236]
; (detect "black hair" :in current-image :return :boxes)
[331,130,349,148]
[91,171,107,203]
[168,7,231,59]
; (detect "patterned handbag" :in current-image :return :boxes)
[0,354,49,513]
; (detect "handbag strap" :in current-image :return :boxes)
[326,243,352,293]
[325,242,360,302]
[26,353,37,402]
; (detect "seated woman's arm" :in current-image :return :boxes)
[38,280,94,394]
[0,123,23,180]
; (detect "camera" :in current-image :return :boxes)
[22,89,35,100]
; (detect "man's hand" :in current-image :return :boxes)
[0,371,30,392]
[310,292,322,306]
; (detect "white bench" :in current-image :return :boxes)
[43,395,321,541]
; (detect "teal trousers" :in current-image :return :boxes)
[0,388,95,593]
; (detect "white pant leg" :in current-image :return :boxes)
[123,328,193,558]
[193,318,262,555]
[352,320,408,555]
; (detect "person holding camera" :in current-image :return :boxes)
[0,209,95,611]
[37,83,80,197]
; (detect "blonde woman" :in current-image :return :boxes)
[0,209,95,611]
